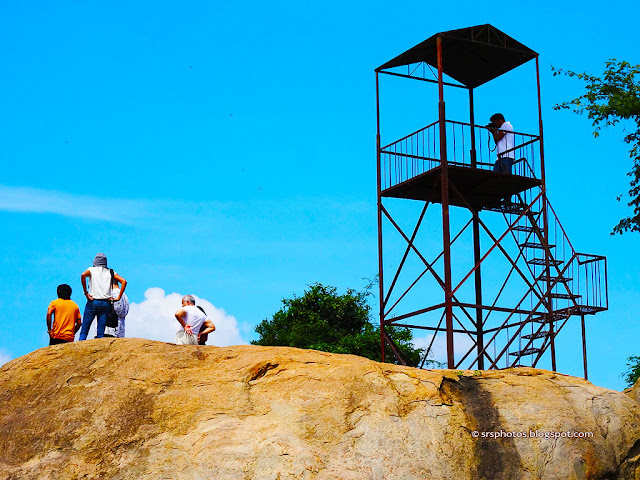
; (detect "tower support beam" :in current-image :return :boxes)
[437,35,455,369]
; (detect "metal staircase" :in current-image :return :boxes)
[490,193,606,368]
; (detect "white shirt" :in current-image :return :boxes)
[182,305,207,334]
[87,267,114,300]
[496,121,515,158]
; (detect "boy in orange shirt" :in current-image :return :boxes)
[47,284,82,345]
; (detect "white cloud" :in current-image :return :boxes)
[0,185,151,224]
[0,350,12,367]
[124,287,245,346]
[0,185,369,229]
[413,333,476,366]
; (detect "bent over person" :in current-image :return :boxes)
[174,295,216,345]
[79,253,127,340]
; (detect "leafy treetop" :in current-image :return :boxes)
[553,60,640,234]
[622,355,640,388]
[252,282,430,367]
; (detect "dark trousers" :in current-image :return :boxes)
[80,299,111,340]
[493,156,514,174]
[49,337,71,346]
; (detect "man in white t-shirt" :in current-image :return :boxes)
[174,295,216,345]
[488,113,515,174]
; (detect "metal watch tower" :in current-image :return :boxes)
[375,25,607,377]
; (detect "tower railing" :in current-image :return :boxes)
[572,253,608,312]
[541,198,607,314]
[380,120,541,190]
[468,194,608,368]
[508,190,608,319]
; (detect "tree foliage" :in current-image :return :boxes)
[252,282,429,367]
[553,60,640,234]
[622,355,640,388]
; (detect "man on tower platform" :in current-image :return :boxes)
[487,113,515,174]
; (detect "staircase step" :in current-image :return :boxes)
[548,307,591,318]
[512,225,539,233]
[506,206,538,215]
[522,330,550,340]
[571,305,607,315]
[538,275,572,283]
[527,258,564,266]
[530,312,571,323]
[549,293,581,300]
[520,242,555,249]
[485,203,538,215]
[509,347,542,357]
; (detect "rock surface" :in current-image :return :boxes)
[1,338,640,480]
[625,379,640,406]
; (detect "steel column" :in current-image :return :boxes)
[376,72,386,362]
[581,314,588,380]
[437,35,455,368]
[535,55,556,371]
[469,87,484,369]
[472,212,484,369]
[469,88,477,168]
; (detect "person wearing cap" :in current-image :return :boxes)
[79,253,127,340]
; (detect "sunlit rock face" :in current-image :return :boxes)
[1,338,640,480]
[625,378,640,405]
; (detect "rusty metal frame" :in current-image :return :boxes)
[376,35,607,378]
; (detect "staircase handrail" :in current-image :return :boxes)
[545,198,578,255]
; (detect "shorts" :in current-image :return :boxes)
[175,330,198,345]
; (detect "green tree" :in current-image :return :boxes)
[553,60,640,234]
[252,282,428,367]
[622,355,640,388]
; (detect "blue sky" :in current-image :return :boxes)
[1,1,638,390]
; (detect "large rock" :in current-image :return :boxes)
[625,379,640,406]
[1,338,640,480]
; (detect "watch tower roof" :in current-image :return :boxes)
[376,24,537,88]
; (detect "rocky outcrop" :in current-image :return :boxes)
[625,379,640,405]
[1,338,640,480]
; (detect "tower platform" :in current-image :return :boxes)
[381,165,542,210]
